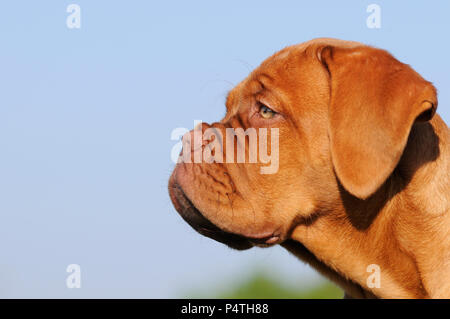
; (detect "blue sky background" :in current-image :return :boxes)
[0,1,448,297]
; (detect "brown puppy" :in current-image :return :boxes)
[168,38,450,299]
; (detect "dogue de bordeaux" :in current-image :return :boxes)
[168,38,450,299]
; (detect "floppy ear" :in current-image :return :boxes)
[318,45,437,199]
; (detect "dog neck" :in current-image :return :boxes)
[288,116,450,298]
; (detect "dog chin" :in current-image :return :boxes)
[168,176,254,250]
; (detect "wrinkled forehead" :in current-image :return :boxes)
[224,38,361,114]
[224,46,301,114]
[258,37,361,70]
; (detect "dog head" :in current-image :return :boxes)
[168,38,437,250]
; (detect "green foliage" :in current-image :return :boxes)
[184,270,344,299]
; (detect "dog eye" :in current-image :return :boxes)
[258,103,276,119]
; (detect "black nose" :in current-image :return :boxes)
[168,181,253,250]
